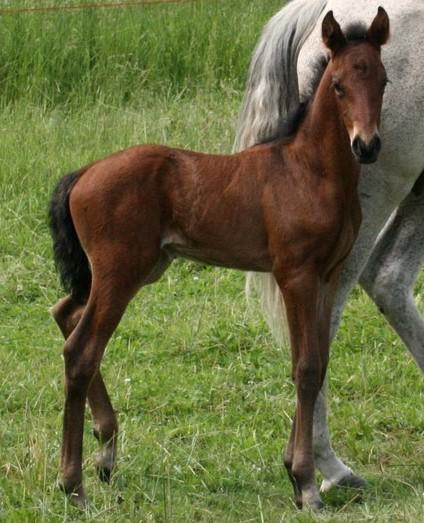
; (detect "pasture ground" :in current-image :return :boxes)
[1,1,424,522]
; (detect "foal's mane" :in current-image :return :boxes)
[258,22,369,146]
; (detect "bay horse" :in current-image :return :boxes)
[235,0,424,493]
[49,9,389,510]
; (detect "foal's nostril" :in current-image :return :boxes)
[352,136,362,157]
[370,135,382,154]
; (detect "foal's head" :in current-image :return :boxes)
[322,7,390,164]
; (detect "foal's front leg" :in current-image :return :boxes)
[276,269,324,510]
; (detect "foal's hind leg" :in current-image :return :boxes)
[52,295,119,484]
[60,281,138,505]
[59,246,167,506]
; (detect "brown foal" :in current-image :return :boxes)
[49,9,389,510]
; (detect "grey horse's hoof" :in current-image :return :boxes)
[337,472,368,489]
[321,471,368,492]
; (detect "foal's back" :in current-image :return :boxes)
[71,142,285,272]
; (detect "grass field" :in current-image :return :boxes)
[0,0,283,106]
[1,1,424,522]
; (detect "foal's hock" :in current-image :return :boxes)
[49,8,389,510]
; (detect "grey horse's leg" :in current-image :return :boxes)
[360,172,424,369]
[313,387,368,491]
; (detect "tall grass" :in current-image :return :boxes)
[0,0,283,106]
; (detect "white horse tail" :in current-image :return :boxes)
[235,0,328,344]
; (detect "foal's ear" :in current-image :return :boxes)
[322,11,347,55]
[367,6,390,47]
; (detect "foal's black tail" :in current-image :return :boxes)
[49,169,91,304]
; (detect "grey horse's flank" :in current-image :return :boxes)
[235,0,424,493]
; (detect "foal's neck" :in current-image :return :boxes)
[297,68,355,174]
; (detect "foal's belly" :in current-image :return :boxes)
[161,231,272,272]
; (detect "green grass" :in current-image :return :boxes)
[2,1,424,521]
[0,0,283,106]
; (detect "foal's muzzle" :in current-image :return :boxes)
[352,134,382,164]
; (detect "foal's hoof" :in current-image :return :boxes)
[307,498,325,511]
[69,491,90,510]
[94,450,115,483]
[301,488,324,511]
[96,463,112,483]
[295,496,325,511]
[59,482,89,509]
[320,471,368,493]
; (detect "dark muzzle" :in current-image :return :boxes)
[352,134,382,164]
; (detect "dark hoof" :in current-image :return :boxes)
[321,471,368,493]
[337,472,368,490]
[94,450,115,483]
[59,482,89,509]
[69,492,89,510]
[295,497,325,511]
[97,464,112,483]
[308,499,325,511]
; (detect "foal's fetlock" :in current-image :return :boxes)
[284,457,302,507]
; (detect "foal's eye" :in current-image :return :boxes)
[332,80,345,97]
